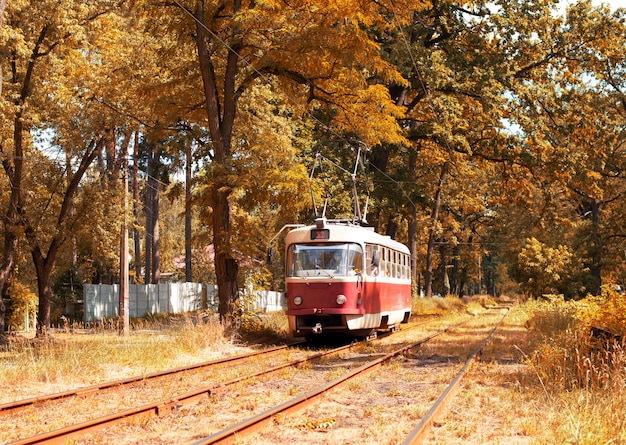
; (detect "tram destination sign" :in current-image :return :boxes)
[310,228,330,240]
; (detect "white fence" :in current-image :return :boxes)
[83,283,285,322]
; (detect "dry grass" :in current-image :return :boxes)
[476,297,626,444]
[0,312,252,403]
[3,296,626,444]
[518,295,626,443]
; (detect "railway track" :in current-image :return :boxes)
[0,343,302,417]
[2,320,430,444]
[3,311,507,444]
[193,309,508,444]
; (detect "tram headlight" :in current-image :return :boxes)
[293,296,303,305]
[336,294,347,305]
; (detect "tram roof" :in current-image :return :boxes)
[285,219,409,254]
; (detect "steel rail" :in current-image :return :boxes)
[402,308,510,444]
[0,343,300,417]
[7,341,360,445]
[6,317,455,445]
[189,320,470,445]
[2,318,436,418]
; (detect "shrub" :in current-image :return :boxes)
[6,281,38,331]
[412,295,466,316]
[525,293,626,391]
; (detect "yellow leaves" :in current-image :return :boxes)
[332,84,407,147]
[517,237,574,297]
[576,286,626,336]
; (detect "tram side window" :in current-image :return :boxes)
[365,245,411,278]
[365,244,381,276]
[394,251,400,278]
[347,245,364,275]
[403,254,409,279]
[396,252,401,278]
[380,248,385,276]
[405,254,410,279]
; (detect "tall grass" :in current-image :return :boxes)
[523,293,626,391]
[411,294,498,316]
[0,313,233,392]
[521,293,626,443]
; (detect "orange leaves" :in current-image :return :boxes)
[517,238,575,298]
[577,286,626,337]
[332,84,407,147]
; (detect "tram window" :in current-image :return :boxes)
[286,243,363,277]
[396,252,400,278]
[366,244,380,276]
[395,251,400,278]
[380,248,387,276]
[347,245,364,275]
[405,255,409,279]
[403,254,408,279]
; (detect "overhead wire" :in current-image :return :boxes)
[388,0,456,155]
[5,1,440,219]
[168,0,426,216]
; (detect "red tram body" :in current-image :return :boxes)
[285,218,412,338]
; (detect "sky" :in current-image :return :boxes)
[588,0,626,10]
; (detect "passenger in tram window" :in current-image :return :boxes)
[327,251,339,269]
[370,263,379,276]
[327,249,345,272]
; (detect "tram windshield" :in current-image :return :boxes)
[286,243,363,277]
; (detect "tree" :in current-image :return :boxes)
[156,0,411,326]
[0,1,152,334]
[515,237,575,298]
[0,0,8,337]
[370,0,515,296]
[500,1,626,295]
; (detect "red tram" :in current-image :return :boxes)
[284,217,412,338]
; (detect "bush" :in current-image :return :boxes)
[412,295,466,316]
[6,281,37,332]
[575,286,626,337]
[525,292,626,391]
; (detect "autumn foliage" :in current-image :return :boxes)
[1,0,626,334]
[525,289,626,391]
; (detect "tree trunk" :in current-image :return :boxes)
[383,218,396,240]
[0,0,5,97]
[424,162,448,298]
[185,141,193,282]
[194,0,240,326]
[144,149,155,284]
[0,118,22,337]
[132,130,142,281]
[0,226,18,338]
[30,139,102,335]
[451,243,460,296]
[33,250,54,336]
[151,184,160,284]
[588,199,602,295]
[0,11,37,339]
[119,151,130,335]
[439,242,449,296]
[408,150,418,296]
